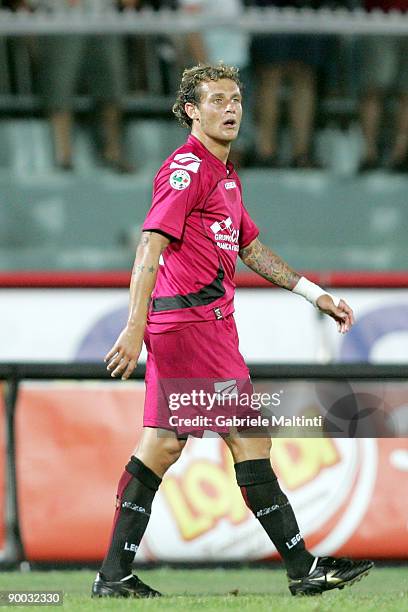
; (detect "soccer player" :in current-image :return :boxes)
[92,64,373,598]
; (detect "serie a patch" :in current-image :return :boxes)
[169,169,191,190]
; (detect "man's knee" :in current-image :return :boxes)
[224,434,271,463]
[134,428,186,475]
[159,436,185,466]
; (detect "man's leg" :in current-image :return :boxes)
[224,431,373,596]
[357,36,391,171]
[92,35,134,173]
[39,35,84,170]
[255,65,282,163]
[389,92,408,168]
[359,88,383,169]
[93,427,186,598]
[390,37,408,169]
[288,62,317,166]
[50,110,74,169]
[100,103,134,172]
[223,432,314,580]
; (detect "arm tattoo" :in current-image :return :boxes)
[132,264,156,276]
[239,239,300,290]
[141,232,150,246]
[131,233,159,276]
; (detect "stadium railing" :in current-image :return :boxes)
[2,7,408,36]
[1,7,408,117]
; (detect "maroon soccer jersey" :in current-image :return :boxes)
[142,135,259,329]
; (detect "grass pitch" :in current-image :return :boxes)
[0,567,406,611]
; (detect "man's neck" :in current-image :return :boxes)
[190,129,231,165]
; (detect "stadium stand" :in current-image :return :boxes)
[0,5,407,274]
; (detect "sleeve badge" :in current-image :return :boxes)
[169,169,191,190]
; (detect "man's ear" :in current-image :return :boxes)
[185,102,199,122]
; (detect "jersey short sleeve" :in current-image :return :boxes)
[143,161,201,241]
[234,175,259,248]
[239,205,259,249]
[239,203,259,249]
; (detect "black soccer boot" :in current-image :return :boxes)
[288,556,374,596]
[91,572,162,598]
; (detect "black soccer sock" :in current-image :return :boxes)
[234,459,314,579]
[100,456,161,582]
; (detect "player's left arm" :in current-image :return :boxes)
[239,237,354,334]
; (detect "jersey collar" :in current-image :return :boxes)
[187,134,235,176]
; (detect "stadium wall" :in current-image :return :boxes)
[0,279,407,563]
[0,285,408,363]
[0,381,407,562]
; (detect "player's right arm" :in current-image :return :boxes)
[105,231,170,380]
[105,149,200,378]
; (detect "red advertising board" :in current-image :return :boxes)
[0,385,5,552]
[13,382,408,562]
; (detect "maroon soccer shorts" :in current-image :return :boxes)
[143,315,257,437]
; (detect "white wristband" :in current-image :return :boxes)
[292,276,340,308]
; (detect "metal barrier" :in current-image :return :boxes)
[0,7,406,113]
[1,8,408,36]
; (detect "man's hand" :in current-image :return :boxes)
[105,231,168,379]
[316,294,355,334]
[104,324,144,380]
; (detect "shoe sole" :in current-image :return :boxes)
[92,591,131,598]
[290,563,374,596]
[92,590,159,598]
[92,585,161,598]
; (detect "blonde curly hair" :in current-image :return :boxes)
[172,63,242,128]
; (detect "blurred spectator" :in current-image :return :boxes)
[1,0,30,8]
[125,0,178,97]
[179,0,253,166]
[179,0,248,68]
[249,0,332,168]
[34,0,139,172]
[358,0,408,173]
[1,0,37,97]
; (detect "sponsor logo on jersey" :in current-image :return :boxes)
[170,152,202,173]
[210,217,240,252]
[224,181,237,190]
[210,217,233,234]
[169,169,191,190]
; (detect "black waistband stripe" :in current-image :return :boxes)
[152,266,225,312]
